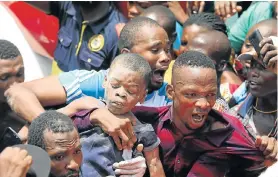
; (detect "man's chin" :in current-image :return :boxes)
[148,82,163,92]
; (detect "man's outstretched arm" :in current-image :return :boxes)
[5,75,67,122]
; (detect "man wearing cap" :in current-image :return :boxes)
[27,1,127,72]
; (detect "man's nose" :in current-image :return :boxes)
[128,5,141,17]
[115,87,127,99]
[66,158,79,171]
[159,51,171,66]
[195,98,210,110]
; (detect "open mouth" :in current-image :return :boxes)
[249,80,261,88]
[152,69,167,84]
[192,114,206,123]
[110,101,124,108]
[67,173,79,177]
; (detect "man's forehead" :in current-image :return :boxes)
[174,67,217,83]
[44,129,79,148]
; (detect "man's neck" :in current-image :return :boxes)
[255,92,277,113]
[79,2,110,23]
[171,107,194,135]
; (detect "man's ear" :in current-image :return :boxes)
[139,90,148,104]
[121,48,130,54]
[166,84,174,100]
[102,76,108,89]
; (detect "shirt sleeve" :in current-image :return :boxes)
[134,123,160,152]
[228,2,273,53]
[71,109,96,132]
[58,69,107,104]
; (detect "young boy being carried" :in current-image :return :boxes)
[59,53,165,177]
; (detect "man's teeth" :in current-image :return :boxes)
[192,115,204,122]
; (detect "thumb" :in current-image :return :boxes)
[136,144,144,153]
[236,6,242,12]
[255,136,262,148]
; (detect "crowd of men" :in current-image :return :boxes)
[0,1,277,177]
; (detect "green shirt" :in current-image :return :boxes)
[228,2,273,53]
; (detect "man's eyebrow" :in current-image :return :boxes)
[150,41,162,47]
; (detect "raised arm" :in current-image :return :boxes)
[5,75,67,122]
[58,96,104,117]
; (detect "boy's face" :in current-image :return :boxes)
[103,66,147,115]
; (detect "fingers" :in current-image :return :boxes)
[236,5,242,13]
[266,140,277,159]
[268,56,278,73]
[136,144,144,153]
[231,1,236,13]
[259,136,268,152]
[111,134,123,150]
[2,147,32,177]
[264,50,277,68]
[255,136,262,148]
[114,156,146,169]
[259,37,274,48]
[215,1,241,19]
[115,168,143,175]
[126,124,137,148]
[219,2,225,17]
[259,38,277,68]
[263,137,275,156]
[199,1,205,13]
[260,43,276,57]
[224,2,231,17]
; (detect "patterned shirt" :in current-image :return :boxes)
[132,106,265,177]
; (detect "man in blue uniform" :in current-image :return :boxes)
[28,1,127,72]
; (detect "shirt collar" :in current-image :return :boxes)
[66,3,79,21]
[159,107,234,147]
[204,110,234,147]
[238,94,255,118]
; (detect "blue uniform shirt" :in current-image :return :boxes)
[50,2,128,71]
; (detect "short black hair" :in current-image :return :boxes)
[118,16,162,50]
[0,40,21,60]
[28,111,76,150]
[183,12,227,35]
[110,53,152,87]
[141,5,176,37]
[189,30,231,64]
[173,50,215,72]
